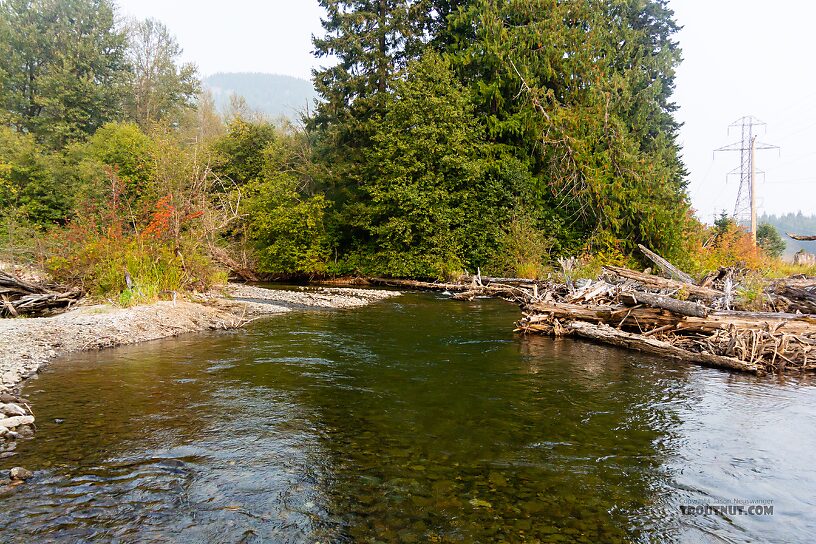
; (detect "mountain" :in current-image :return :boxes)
[203,72,319,120]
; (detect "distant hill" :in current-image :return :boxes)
[759,213,816,258]
[203,72,319,120]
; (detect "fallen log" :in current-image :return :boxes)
[603,266,723,303]
[637,244,696,285]
[208,245,259,282]
[369,277,534,302]
[525,301,816,336]
[558,321,761,374]
[0,271,48,295]
[787,233,816,241]
[0,270,81,317]
[620,291,710,318]
[769,282,816,314]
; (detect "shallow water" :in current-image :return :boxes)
[0,292,814,543]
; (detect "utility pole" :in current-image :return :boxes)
[714,116,779,244]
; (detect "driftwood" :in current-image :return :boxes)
[768,279,816,314]
[620,291,710,318]
[208,245,259,282]
[518,261,816,374]
[525,301,816,336]
[637,244,696,285]
[0,270,81,317]
[787,233,816,241]
[603,266,723,303]
[370,277,536,303]
[561,321,760,374]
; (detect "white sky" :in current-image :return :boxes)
[117,0,816,219]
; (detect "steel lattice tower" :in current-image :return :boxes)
[714,116,779,242]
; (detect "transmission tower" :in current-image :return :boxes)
[714,116,779,243]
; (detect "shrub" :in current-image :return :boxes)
[490,216,555,279]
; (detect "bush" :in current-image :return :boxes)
[490,216,555,279]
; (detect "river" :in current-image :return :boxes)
[0,292,813,543]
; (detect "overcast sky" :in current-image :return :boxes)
[117,0,816,219]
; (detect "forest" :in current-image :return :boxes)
[0,0,800,304]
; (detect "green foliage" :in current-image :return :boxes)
[0,127,69,226]
[75,122,156,207]
[489,215,555,279]
[306,0,691,278]
[244,129,331,276]
[0,0,129,147]
[438,0,689,259]
[354,53,489,278]
[247,179,330,276]
[757,223,785,259]
[212,119,278,186]
[126,18,200,128]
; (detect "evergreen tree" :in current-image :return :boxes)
[312,0,419,130]
[358,52,489,277]
[436,0,689,257]
[0,0,129,147]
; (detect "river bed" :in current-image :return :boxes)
[0,292,813,543]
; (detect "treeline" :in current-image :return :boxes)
[0,0,793,304]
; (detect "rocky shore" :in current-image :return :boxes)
[0,284,399,459]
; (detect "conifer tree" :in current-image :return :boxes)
[0,0,129,147]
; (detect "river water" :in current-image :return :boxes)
[0,292,814,543]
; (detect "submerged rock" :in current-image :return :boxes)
[15,425,33,438]
[9,467,32,481]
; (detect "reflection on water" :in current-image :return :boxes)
[0,293,814,543]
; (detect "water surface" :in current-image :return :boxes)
[0,293,814,543]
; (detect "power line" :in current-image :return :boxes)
[714,116,780,243]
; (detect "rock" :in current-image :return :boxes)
[1,371,19,386]
[0,425,8,437]
[9,467,32,481]
[16,425,33,438]
[0,416,34,428]
[0,394,19,403]
[0,403,27,417]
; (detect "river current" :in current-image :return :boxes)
[0,292,813,543]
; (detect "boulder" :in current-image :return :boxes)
[0,403,26,417]
[0,372,19,386]
[0,416,34,429]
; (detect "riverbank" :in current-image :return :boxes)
[0,284,398,456]
[0,284,398,394]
